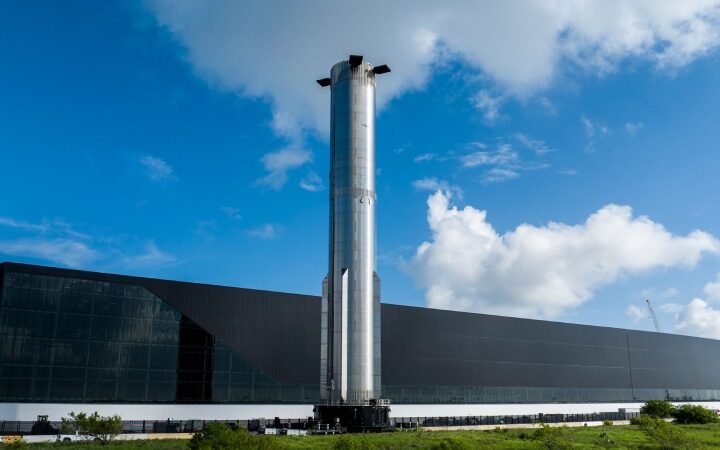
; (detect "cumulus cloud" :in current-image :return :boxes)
[149,1,720,136]
[139,155,175,181]
[703,273,720,301]
[676,298,720,339]
[408,191,720,319]
[672,273,720,339]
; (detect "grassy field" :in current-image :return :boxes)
[10,423,720,449]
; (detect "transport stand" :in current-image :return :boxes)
[314,399,394,433]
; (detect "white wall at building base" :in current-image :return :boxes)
[3,402,720,421]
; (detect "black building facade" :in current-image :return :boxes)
[2,262,720,405]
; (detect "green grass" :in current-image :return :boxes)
[11,423,720,449]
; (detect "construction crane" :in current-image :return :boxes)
[646,299,663,333]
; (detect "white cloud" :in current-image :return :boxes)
[0,238,99,268]
[581,115,610,152]
[412,177,463,199]
[514,133,556,156]
[0,217,49,233]
[118,241,177,269]
[139,155,175,182]
[0,215,176,270]
[481,167,520,184]
[408,191,720,319]
[257,146,312,190]
[461,141,548,184]
[676,298,720,339]
[659,302,684,315]
[150,1,720,137]
[640,286,680,301]
[299,171,325,192]
[538,97,558,115]
[219,206,242,220]
[414,153,437,163]
[673,273,720,339]
[471,89,505,123]
[249,223,280,240]
[626,304,647,323]
[557,169,579,176]
[625,122,644,135]
[703,273,720,301]
[461,143,518,168]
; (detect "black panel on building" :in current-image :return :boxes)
[1,261,720,405]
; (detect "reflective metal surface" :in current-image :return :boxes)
[320,58,382,404]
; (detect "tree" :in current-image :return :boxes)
[61,411,122,445]
[672,404,719,424]
[640,400,675,418]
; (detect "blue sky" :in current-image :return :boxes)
[2,1,720,337]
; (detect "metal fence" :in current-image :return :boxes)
[394,411,639,428]
[0,411,639,436]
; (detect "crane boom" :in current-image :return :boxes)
[646,299,663,333]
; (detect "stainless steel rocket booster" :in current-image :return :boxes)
[318,56,390,405]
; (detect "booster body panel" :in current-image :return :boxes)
[320,59,382,405]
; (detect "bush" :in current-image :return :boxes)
[630,414,656,426]
[188,423,278,450]
[641,400,676,418]
[532,424,572,450]
[635,416,694,449]
[4,440,28,449]
[61,411,122,444]
[672,404,719,424]
[602,419,613,426]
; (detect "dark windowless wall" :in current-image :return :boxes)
[1,262,720,404]
[0,265,315,404]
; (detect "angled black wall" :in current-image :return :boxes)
[3,262,720,404]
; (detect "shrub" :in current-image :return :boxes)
[188,423,278,450]
[630,414,656,426]
[602,419,613,426]
[641,400,676,418]
[532,424,572,450]
[672,404,719,424]
[4,440,28,449]
[635,416,694,449]
[61,411,122,444]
